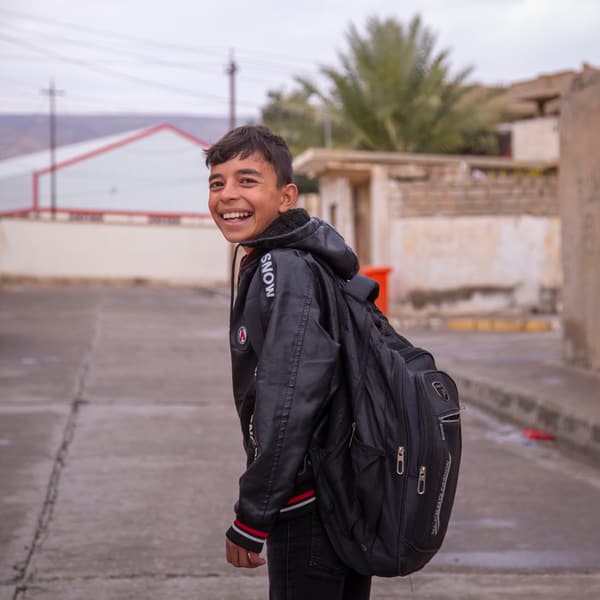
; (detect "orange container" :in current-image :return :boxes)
[360,265,393,315]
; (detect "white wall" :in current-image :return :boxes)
[0,128,210,216]
[0,219,229,285]
[389,215,562,314]
[318,176,355,249]
[511,117,559,161]
[0,172,33,213]
[36,129,210,215]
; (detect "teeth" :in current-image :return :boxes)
[223,211,252,220]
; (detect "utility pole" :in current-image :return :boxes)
[40,79,64,219]
[226,49,238,131]
[225,50,239,279]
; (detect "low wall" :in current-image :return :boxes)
[384,176,561,315]
[297,150,560,316]
[389,215,562,315]
[0,218,229,285]
[389,178,558,218]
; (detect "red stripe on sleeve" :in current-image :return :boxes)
[234,519,268,539]
[286,489,316,505]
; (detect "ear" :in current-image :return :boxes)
[278,183,299,214]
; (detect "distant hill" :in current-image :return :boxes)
[0,114,255,160]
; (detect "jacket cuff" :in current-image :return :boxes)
[226,519,268,553]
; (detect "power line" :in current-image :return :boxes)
[0,31,262,109]
[0,10,332,117]
[0,31,218,100]
[0,6,320,71]
[0,7,218,58]
[0,24,226,72]
[0,30,310,86]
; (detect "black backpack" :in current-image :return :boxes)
[309,273,462,577]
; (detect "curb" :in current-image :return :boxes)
[451,371,600,461]
[446,318,555,332]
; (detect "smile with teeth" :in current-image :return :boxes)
[222,211,253,221]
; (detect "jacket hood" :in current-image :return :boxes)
[241,209,359,279]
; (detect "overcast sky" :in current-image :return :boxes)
[1,0,598,119]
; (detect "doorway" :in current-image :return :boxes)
[353,181,371,266]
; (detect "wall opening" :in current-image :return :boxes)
[353,182,371,266]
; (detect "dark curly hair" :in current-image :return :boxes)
[204,125,293,188]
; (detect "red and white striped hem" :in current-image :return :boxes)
[232,519,269,545]
[280,489,317,513]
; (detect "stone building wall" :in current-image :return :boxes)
[559,71,600,370]
[386,176,560,315]
[293,148,561,316]
[389,177,558,218]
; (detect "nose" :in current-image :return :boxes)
[220,179,239,201]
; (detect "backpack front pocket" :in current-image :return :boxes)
[350,436,386,534]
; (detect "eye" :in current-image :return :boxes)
[209,180,224,190]
[240,177,258,185]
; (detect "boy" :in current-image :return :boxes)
[206,126,371,599]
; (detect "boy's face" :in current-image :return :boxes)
[208,152,298,244]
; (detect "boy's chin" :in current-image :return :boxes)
[219,223,269,244]
[220,230,250,244]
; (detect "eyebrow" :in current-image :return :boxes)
[236,168,262,178]
[208,168,263,182]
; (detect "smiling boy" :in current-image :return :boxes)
[205,126,371,599]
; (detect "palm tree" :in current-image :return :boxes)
[261,88,324,156]
[264,15,507,155]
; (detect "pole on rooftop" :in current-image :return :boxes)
[40,79,64,220]
[226,49,238,131]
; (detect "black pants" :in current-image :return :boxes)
[266,510,371,600]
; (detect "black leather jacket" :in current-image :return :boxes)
[225,210,358,552]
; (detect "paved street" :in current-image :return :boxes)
[1,284,599,599]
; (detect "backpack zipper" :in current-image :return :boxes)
[416,378,431,479]
[396,446,405,475]
[392,353,410,537]
[417,465,427,495]
[431,454,452,535]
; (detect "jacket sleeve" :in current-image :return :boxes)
[226,250,339,552]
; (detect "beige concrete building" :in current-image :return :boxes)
[501,65,599,161]
[559,69,600,371]
[294,149,559,316]
[510,117,559,161]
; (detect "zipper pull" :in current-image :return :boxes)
[396,446,405,475]
[417,465,427,495]
[439,420,446,441]
[348,422,356,447]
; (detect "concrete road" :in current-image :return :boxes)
[1,285,599,599]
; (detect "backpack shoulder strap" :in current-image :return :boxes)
[342,274,380,304]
